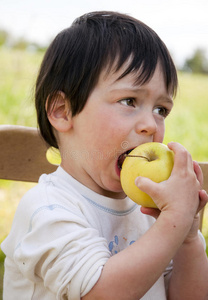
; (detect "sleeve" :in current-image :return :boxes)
[163,259,173,295]
[13,203,111,299]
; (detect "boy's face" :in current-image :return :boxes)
[62,62,173,199]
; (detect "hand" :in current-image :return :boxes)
[135,142,203,226]
[192,160,208,214]
[183,161,208,242]
[140,160,208,225]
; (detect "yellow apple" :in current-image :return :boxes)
[120,142,174,208]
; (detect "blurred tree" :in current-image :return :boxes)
[0,29,9,46]
[183,48,208,74]
[0,28,47,52]
[12,38,29,50]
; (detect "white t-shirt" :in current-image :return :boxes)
[1,167,205,299]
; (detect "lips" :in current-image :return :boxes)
[117,149,133,170]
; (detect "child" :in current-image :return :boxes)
[2,11,208,300]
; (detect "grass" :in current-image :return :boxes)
[0,48,43,127]
[164,72,208,162]
[0,48,208,298]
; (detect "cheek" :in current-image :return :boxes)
[91,120,126,159]
[95,113,123,137]
[154,122,165,142]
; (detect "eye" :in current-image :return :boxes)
[119,98,135,107]
[153,106,170,118]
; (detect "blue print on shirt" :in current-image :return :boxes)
[109,235,120,254]
[109,235,135,255]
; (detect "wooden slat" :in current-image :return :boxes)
[199,162,208,231]
[199,162,208,193]
[0,125,57,182]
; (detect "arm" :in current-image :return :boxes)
[167,157,208,300]
[83,142,208,300]
[83,211,193,300]
[166,159,208,299]
[168,229,208,299]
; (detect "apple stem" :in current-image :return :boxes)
[125,154,150,161]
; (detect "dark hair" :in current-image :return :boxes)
[35,11,178,149]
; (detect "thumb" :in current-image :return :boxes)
[135,176,160,201]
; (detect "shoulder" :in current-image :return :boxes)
[21,167,84,209]
[9,168,88,236]
[2,169,94,252]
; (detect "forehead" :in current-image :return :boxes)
[98,60,167,91]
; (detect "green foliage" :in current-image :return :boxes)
[0,236,6,298]
[0,257,4,298]
[0,30,9,46]
[183,48,208,74]
[12,38,30,50]
[164,72,208,162]
[0,27,48,51]
[0,48,43,127]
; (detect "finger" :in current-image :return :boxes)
[168,142,193,173]
[197,189,208,213]
[135,176,160,202]
[193,160,203,187]
[140,206,160,219]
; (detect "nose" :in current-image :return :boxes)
[135,111,157,136]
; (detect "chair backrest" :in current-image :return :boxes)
[199,162,208,230]
[0,125,57,182]
[0,125,207,230]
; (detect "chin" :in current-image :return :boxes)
[102,182,125,199]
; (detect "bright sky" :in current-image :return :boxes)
[0,0,208,66]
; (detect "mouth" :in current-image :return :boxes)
[117,149,134,170]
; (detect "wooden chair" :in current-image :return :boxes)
[199,163,208,230]
[0,125,57,182]
[0,125,207,230]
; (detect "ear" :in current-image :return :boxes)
[46,92,72,133]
